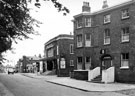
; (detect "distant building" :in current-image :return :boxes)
[72,0,135,82]
[42,34,74,77]
[17,56,41,73]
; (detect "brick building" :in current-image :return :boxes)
[43,34,74,77]
[72,0,135,82]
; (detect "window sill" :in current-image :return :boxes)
[103,22,111,25]
[120,66,129,69]
[85,46,93,47]
[104,43,111,46]
[85,26,92,28]
[70,65,74,66]
[121,16,130,20]
[70,53,74,54]
[121,41,129,43]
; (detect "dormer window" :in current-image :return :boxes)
[122,9,129,19]
[104,14,111,24]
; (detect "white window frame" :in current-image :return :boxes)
[104,29,110,45]
[104,14,111,24]
[77,35,83,47]
[70,60,74,66]
[85,18,91,27]
[121,27,129,42]
[85,33,91,47]
[122,9,129,19]
[77,19,82,29]
[70,44,74,54]
[120,53,129,69]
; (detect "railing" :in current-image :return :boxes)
[102,67,115,83]
[88,67,100,81]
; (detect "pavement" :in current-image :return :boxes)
[21,73,135,92]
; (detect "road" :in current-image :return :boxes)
[0,73,128,96]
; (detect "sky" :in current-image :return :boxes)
[3,0,130,66]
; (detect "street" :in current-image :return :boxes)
[0,73,129,96]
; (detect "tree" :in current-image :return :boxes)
[0,0,69,62]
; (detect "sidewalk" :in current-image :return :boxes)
[21,73,135,92]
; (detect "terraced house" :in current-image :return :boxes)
[72,0,135,83]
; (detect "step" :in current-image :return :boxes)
[91,75,102,83]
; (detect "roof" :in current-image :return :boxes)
[45,34,74,46]
[74,0,135,18]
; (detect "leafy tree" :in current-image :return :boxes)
[0,0,69,62]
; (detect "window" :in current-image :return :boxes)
[121,53,129,68]
[104,29,110,45]
[122,9,129,19]
[85,57,91,64]
[77,57,82,64]
[85,18,91,27]
[85,57,91,70]
[104,14,111,24]
[70,44,74,54]
[70,60,74,66]
[121,27,129,42]
[85,33,91,47]
[47,48,54,57]
[77,34,83,47]
[57,45,59,55]
[77,19,82,28]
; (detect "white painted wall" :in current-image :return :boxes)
[88,67,100,81]
[102,67,115,83]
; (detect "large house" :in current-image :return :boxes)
[43,34,74,77]
[72,0,135,83]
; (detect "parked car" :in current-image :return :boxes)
[8,67,14,74]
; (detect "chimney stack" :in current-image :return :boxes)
[102,0,108,9]
[82,2,91,13]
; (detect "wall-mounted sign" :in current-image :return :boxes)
[60,58,66,69]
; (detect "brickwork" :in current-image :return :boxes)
[73,1,135,82]
[44,34,74,77]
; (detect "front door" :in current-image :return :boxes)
[102,59,112,70]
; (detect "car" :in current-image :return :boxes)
[8,67,14,74]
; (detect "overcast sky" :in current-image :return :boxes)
[3,0,130,66]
